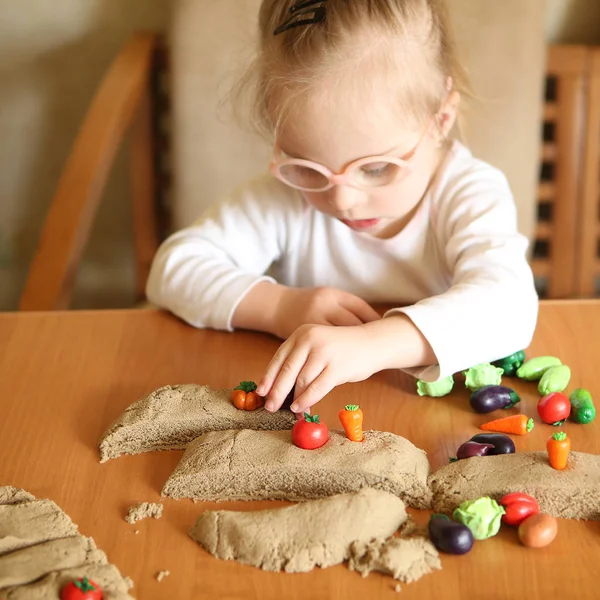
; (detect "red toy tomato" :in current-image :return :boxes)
[500,492,540,527]
[61,577,103,600]
[292,413,328,450]
[537,392,571,425]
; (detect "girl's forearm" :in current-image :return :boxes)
[363,314,437,371]
[231,281,286,335]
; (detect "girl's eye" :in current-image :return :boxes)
[361,162,395,178]
[291,165,320,179]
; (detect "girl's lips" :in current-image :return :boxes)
[340,218,381,230]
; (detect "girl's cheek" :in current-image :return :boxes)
[385,177,428,208]
[302,191,336,212]
[301,192,322,207]
[370,188,405,210]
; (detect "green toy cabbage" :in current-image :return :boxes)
[416,375,454,397]
[463,363,503,391]
[452,497,505,540]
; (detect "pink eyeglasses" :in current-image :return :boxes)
[269,119,433,192]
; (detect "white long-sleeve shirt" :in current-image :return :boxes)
[146,140,539,382]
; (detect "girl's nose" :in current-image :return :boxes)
[327,185,366,212]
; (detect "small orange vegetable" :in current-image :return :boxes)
[479,414,534,435]
[339,404,364,442]
[231,381,264,411]
[547,431,571,470]
[518,513,558,548]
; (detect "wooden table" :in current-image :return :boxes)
[1,301,599,599]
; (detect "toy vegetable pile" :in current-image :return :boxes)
[419,350,594,471]
[451,432,515,462]
[499,493,558,548]
[428,496,504,556]
[462,362,538,434]
[416,351,596,427]
[416,349,597,475]
[515,355,596,426]
[429,492,558,556]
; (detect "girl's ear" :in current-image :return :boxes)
[436,90,461,143]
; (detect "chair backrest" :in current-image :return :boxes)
[532,46,591,299]
[169,0,546,241]
[578,48,600,297]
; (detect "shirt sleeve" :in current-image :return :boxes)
[145,174,302,330]
[384,163,539,382]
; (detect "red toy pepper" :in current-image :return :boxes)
[499,492,540,527]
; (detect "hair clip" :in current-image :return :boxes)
[274,1,328,36]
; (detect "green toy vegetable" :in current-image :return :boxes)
[538,365,571,395]
[452,497,505,540]
[416,375,454,397]
[492,350,526,377]
[569,388,596,424]
[463,364,503,392]
[516,356,561,381]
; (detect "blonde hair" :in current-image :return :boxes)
[230,0,471,139]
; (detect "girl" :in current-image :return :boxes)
[146,0,538,415]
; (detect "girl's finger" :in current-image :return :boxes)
[256,337,295,397]
[326,310,363,327]
[291,354,327,406]
[292,367,336,413]
[340,294,381,323]
[263,345,310,412]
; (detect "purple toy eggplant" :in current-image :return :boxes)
[455,440,495,460]
[428,514,474,555]
[469,385,521,414]
[470,433,516,455]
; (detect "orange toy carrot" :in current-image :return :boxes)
[547,431,571,470]
[479,414,534,435]
[339,404,364,442]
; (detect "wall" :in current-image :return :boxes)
[0,0,599,311]
[0,0,169,310]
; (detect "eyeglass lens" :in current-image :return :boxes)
[278,161,404,190]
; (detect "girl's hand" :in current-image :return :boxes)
[257,315,437,414]
[272,286,380,339]
[257,324,383,413]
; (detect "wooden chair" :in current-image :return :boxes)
[531,46,588,299]
[19,34,165,311]
[21,37,597,310]
[530,45,600,299]
[576,48,600,297]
